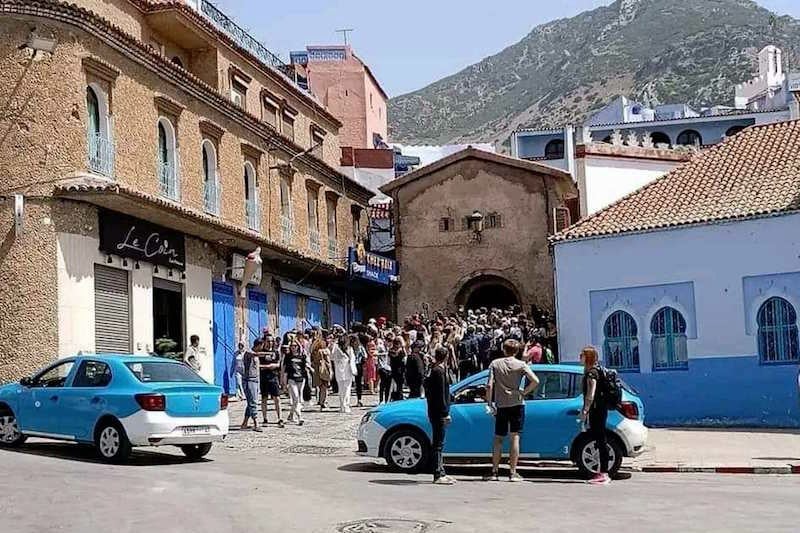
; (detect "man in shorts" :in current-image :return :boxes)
[259,332,284,428]
[485,339,539,482]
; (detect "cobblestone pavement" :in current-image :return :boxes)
[221,391,378,457]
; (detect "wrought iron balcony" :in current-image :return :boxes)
[87,132,114,177]
[280,215,293,244]
[203,178,220,216]
[157,160,179,200]
[309,229,321,255]
[200,0,287,71]
[246,199,260,232]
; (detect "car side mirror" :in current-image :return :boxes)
[19,376,33,387]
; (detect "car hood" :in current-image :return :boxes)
[370,398,426,416]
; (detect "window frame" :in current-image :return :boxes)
[244,161,259,231]
[757,297,800,365]
[71,360,113,388]
[525,371,577,401]
[544,139,565,160]
[650,307,689,371]
[32,360,76,389]
[676,129,703,147]
[602,310,640,372]
[156,116,179,200]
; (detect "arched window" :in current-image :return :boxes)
[725,125,746,138]
[651,307,688,370]
[676,130,702,147]
[86,84,113,177]
[244,162,259,231]
[757,297,799,364]
[545,139,565,159]
[156,118,179,200]
[650,132,671,147]
[603,311,639,371]
[202,140,219,215]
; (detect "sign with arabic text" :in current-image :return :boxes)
[99,210,185,269]
[349,247,397,286]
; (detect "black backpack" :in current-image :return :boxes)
[598,366,623,409]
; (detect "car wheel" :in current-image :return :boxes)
[95,419,132,464]
[180,443,213,461]
[0,408,27,448]
[384,428,430,474]
[574,432,624,478]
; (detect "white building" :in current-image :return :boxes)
[553,120,800,427]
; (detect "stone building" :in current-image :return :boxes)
[380,148,577,319]
[0,0,375,385]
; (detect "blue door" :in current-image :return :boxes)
[306,298,324,329]
[279,291,299,339]
[330,302,345,328]
[247,289,268,347]
[521,371,583,458]
[17,359,78,436]
[212,282,236,394]
[445,377,495,455]
[59,359,113,441]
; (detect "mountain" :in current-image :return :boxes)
[387,0,800,149]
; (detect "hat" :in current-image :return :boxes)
[368,318,377,325]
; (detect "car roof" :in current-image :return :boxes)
[71,354,181,365]
[458,363,583,387]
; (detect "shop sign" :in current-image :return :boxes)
[348,246,397,286]
[99,210,185,269]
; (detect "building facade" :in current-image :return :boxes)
[0,0,373,385]
[381,149,577,319]
[290,45,388,150]
[553,121,800,427]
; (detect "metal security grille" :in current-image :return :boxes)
[94,265,131,354]
[603,310,640,371]
[757,297,799,364]
[651,307,689,370]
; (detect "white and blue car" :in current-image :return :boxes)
[0,355,229,463]
[358,364,647,476]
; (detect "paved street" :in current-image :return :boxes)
[2,394,800,533]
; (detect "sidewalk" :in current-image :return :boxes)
[626,428,800,474]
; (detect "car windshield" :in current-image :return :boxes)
[125,361,206,383]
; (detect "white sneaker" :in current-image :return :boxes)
[433,476,455,485]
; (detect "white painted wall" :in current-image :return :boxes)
[554,213,800,367]
[57,232,213,382]
[576,155,682,217]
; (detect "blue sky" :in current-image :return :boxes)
[211,0,800,97]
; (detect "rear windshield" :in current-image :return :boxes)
[125,361,206,383]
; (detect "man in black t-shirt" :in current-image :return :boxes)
[259,333,284,428]
[424,346,454,485]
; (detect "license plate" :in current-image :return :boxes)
[182,426,211,436]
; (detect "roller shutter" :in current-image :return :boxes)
[94,265,131,353]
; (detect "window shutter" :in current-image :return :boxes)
[553,207,572,233]
[94,265,131,353]
[439,218,446,232]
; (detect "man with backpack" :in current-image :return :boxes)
[580,345,622,485]
[457,325,479,380]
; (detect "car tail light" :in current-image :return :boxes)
[618,401,639,420]
[135,393,165,411]
[220,394,229,410]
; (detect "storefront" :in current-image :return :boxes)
[348,247,398,323]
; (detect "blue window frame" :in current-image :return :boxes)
[757,297,799,364]
[603,311,639,371]
[651,307,688,370]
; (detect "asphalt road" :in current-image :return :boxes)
[1,439,799,533]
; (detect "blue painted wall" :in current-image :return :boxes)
[592,117,754,147]
[515,131,565,159]
[625,355,800,427]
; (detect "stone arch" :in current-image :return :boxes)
[454,273,521,310]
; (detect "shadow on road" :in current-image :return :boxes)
[0,441,209,466]
[338,461,633,484]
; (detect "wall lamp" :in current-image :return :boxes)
[25,29,57,54]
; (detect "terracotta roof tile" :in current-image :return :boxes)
[552,120,800,242]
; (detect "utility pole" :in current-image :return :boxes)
[336,28,354,46]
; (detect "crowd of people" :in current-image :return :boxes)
[230,305,557,431]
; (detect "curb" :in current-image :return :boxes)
[633,465,800,475]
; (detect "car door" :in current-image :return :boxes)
[445,379,495,456]
[521,371,583,459]
[59,360,113,441]
[16,360,76,436]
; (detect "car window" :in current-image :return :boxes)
[72,361,112,388]
[125,361,206,383]
[453,384,487,404]
[33,361,75,388]
[526,372,575,400]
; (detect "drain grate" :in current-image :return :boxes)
[335,519,431,533]
[283,445,340,455]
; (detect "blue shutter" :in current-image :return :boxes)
[247,289,268,348]
[305,298,324,328]
[279,291,299,339]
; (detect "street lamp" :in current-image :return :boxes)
[469,210,484,242]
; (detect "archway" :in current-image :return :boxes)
[455,275,521,311]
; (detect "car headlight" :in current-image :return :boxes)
[360,412,373,425]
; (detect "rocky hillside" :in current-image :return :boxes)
[388,0,800,148]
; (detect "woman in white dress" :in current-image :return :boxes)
[332,335,357,413]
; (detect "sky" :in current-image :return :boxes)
[211,0,800,98]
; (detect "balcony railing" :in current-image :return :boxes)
[158,160,179,200]
[246,199,260,232]
[328,238,337,261]
[280,215,293,244]
[200,0,287,71]
[87,132,114,177]
[309,229,321,254]
[203,179,220,216]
